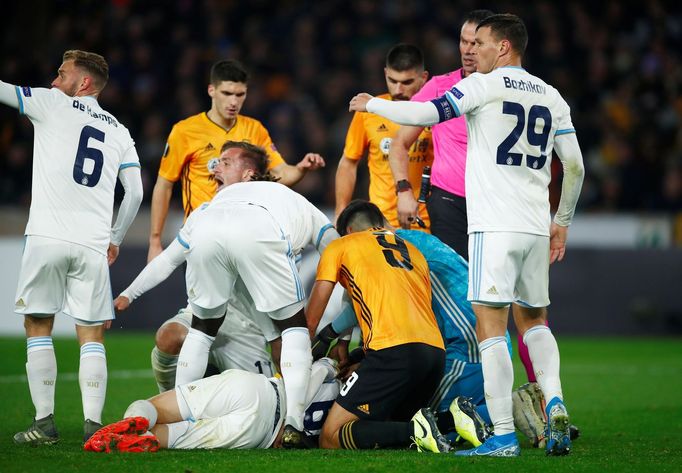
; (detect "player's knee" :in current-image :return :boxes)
[155,322,188,355]
[319,424,340,449]
[273,309,306,332]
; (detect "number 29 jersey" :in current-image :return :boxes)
[16,87,140,254]
[316,228,444,352]
[432,66,575,236]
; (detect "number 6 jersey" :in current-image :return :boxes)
[16,86,140,254]
[430,66,575,236]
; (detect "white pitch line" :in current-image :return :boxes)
[0,369,153,384]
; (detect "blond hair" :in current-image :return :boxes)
[63,50,109,90]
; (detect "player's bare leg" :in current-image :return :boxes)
[151,321,188,392]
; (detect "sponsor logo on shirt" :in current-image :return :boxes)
[21,86,32,97]
[376,123,389,132]
[357,403,370,415]
[204,143,215,152]
[450,87,464,99]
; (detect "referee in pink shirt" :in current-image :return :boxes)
[388,9,493,261]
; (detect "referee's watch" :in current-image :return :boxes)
[395,179,412,194]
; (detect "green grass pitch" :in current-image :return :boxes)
[1,334,681,472]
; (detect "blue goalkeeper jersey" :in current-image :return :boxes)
[396,229,479,363]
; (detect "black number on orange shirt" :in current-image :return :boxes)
[375,233,413,270]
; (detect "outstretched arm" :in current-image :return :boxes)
[114,238,187,310]
[349,93,440,126]
[272,153,326,186]
[0,81,20,109]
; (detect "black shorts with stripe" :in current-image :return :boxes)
[335,342,445,422]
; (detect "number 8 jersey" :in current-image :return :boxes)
[430,66,575,236]
[316,227,444,352]
[16,86,140,254]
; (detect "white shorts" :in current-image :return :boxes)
[15,236,113,323]
[185,204,304,320]
[468,232,550,308]
[162,301,278,377]
[172,371,285,449]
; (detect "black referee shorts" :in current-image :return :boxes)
[426,185,468,260]
[336,343,445,422]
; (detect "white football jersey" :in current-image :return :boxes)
[17,86,140,254]
[179,181,333,256]
[434,67,575,236]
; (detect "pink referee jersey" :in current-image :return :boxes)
[411,69,467,197]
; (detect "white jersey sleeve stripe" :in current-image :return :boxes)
[315,223,334,250]
[119,162,141,170]
[176,234,189,249]
[555,128,575,136]
[14,86,24,114]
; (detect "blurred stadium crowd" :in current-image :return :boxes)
[1,0,680,213]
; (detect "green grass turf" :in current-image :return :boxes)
[1,334,681,472]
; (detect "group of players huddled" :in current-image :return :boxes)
[3,10,584,458]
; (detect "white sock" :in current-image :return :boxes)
[26,336,57,419]
[123,399,158,428]
[79,342,107,424]
[524,325,563,403]
[175,328,214,387]
[280,327,312,430]
[480,336,515,436]
[151,346,178,393]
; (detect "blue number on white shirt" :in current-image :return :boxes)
[73,126,105,187]
[497,101,552,170]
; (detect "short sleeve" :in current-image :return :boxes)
[316,239,344,283]
[158,124,190,182]
[17,86,60,122]
[341,112,368,160]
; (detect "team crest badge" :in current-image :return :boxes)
[379,137,392,156]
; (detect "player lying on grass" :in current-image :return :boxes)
[85,358,340,452]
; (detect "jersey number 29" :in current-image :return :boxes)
[497,101,551,170]
[73,125,105,187]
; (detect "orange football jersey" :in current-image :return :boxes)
[316,227,444,351]
[158,112,285,218]
[343,94,434,229]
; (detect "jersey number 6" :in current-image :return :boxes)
[497,101,552,170]
[73,125,105,187]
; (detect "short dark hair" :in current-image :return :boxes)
[385,44,424,72]
[477,13,528,56]
[210,60,249,85]
[63,50,109,90]
[462,9,495,27]
[220,140,279,182]
[336,200,386,236]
